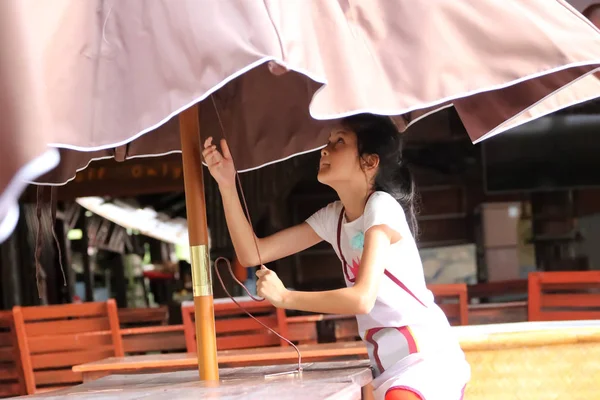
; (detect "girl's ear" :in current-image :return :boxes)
[361,154,380,170]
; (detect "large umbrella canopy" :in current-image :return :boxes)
[3,0,600,243]
[570,0,599,13]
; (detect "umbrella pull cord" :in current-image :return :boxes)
[210,95,303,376]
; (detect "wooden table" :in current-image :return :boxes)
[22,361,373,400]
[74,341,368,382]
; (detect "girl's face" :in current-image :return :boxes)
[317,127,363,187]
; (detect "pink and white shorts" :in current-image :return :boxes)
[372,352,470,400]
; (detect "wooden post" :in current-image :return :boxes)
[178,105,219,381]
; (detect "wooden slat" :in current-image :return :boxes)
[217,333,280,350]
[34,369,81,386]
[0,311,13,327]
[288,322,318,343]
[0,383,22,397]
[429,283,466,297]
[534,310,600,321]
[543,284,600,292]
[0,331,13,347]
[541,293,600,308]
[25,317,110,337]
[0,364,18,380]
[31,347,115,370]
[120,325,183,336]
[28,332,113,353]
[287,315,324,323]
[21,303,106,321]
[334,319,359,341]
[0,347,15,363]
[536,271,600,284]
[213,301,275,314]
[118,307,168,326]
[123,333,186,354]
[214,316,278,334]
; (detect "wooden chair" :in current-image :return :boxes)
[429,283,469,326]
[12,300,124,394]
[0,311,25,398]
[117,307,186,355]
[528,271,600,321]
[182,297,288,352]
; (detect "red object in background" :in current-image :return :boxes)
[143,271,175,280]
[232,257,248,282]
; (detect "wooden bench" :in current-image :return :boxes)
[528,271,600,321]
[285,314,320,345]
[182,297,288,352]
[0,311,25,398]
[118,307,186,355]
[468,279,528,303]
[118,306,169,327]
[12,300,123,394]
[468,301,528,325]
[430,283,469,326]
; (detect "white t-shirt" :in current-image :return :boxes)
[306,191,467,387]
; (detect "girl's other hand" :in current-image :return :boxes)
[256,267,289,308]
[202,137,236,189]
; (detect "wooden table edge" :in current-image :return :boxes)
[74,344,369,373]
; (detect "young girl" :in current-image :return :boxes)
[202,113,470,400]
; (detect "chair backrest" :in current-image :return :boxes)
[13,300,123,394]
[118,306,185,354]
[0,311,25,398]
[118,306,168,328]
[528,271,600,321]
[181,297,287,352]
[428,283,469,326]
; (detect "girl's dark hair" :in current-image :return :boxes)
[341,113,419,236]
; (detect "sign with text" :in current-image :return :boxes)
[63,154,186,199]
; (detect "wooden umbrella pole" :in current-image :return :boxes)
[179,104,219,381]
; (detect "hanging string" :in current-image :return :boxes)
[209,95,303,375]
[35,187,45,300]
[34,187,67,301]
[50,187,67,287]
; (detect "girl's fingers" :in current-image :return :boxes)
[201,146,217,159]
[202,148,222,165]
[256,269,270,278]
[221,139,232,160]
[203,137,213,148]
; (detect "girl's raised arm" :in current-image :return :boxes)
[203,137,322,267]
